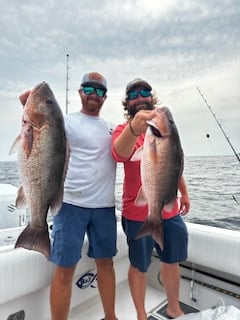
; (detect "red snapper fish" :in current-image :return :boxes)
[10,82,68,258]
[131,107,184,250]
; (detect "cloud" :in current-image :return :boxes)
[0,0,239,160]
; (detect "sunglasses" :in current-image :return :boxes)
[127,89,152,100]
[82,86,106,97]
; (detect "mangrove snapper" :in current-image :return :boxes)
[131,107,184,249]
[10,82,68,258]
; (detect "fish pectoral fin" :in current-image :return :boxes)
[22,123,34,158]
[130,146,143,161]
[134,187,148,206]
[163,201,176,212]
[15,186,28,209]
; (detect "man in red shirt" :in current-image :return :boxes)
[111,78,190,319]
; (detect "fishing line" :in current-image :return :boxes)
[65,53,70,114]
[196,87,240,163]
[205,132,218,156]
[189,192,240,205]
[232,194,239,204]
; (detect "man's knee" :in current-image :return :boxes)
[95,258,114,270]
[54,265,76,285]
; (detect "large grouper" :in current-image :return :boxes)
[131,107,184,250]
[10,82,68,258]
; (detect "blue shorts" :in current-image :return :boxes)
[122,214,188,272]
[50,203,117,267]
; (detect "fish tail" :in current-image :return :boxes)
[152,224,164,251]
[135,219,164,250]
[15,223,50,258]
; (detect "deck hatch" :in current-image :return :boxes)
[148,301,199,319]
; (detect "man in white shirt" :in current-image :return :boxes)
[50,72,118,320]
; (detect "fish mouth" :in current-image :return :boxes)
[150,125,162,137]
[146,120,162,138]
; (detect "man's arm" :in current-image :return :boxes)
[178,176,190,215]
[113,110,155,158]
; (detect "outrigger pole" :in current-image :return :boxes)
[65,53,70,114]
[196,87,240,162]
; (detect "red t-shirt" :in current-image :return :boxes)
[111,123,179,222]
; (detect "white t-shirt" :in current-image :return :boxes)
[63,112,116,208]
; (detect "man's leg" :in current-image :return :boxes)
[160,262,184,318]
[50,265,76,320]
[128,265,147,320]
[95,257,118,320]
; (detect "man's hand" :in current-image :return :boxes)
[130,110,156,136]
[19,90,31,106]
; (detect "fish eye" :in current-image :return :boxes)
[46,99,53,104]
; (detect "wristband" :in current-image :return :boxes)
[129,120,141,137]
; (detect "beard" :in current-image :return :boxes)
[128,101,154,117]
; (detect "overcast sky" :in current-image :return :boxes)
[1,0,239,161]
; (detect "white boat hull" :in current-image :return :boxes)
[0,222,240,319]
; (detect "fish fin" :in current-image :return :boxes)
[50,142,70,215]
[135,219,153,238]
[15,223,50,258]
[50,193,63,215]
[135,219,164,250]
[15,186,28,209]
[22,123,34,158]
[9,122,34,158]
[9,135,21,155]
[152,224,164,251]
[134,186,148,206]
[130,147,143,161]
[163,201,175,212]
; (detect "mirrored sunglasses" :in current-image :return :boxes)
[82,86,106,97]
[127,89,152,100]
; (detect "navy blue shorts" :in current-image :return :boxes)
[50,203,117,267]
[122,214,188,272]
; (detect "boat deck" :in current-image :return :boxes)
[68,280,199,320]
[69,281,167,320]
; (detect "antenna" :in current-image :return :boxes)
[65,54,70,114]
[196,87,240,162]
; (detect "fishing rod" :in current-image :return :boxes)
[65,53,70,114]
[196,87,240,162]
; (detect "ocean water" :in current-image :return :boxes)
[0,156,240,231]
[114,155,240,231]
